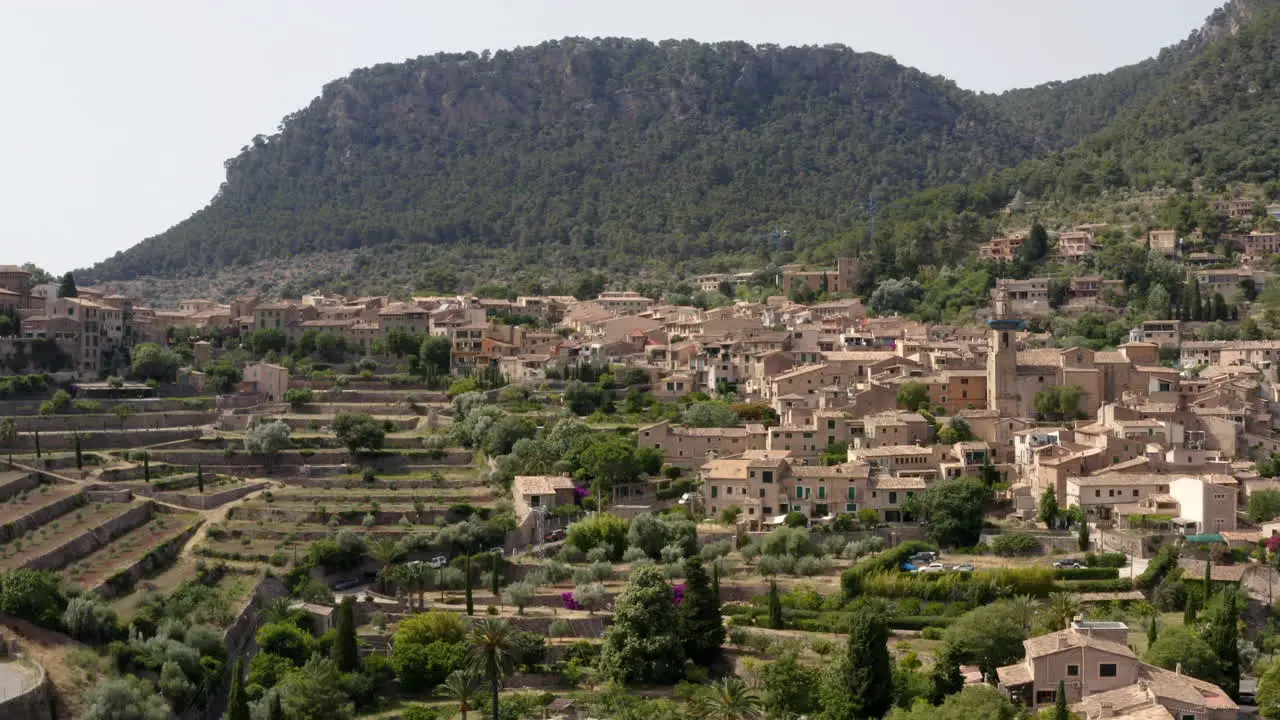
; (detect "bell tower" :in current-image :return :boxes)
[987,286,1025,417]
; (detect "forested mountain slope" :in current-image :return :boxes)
[82,1,1280,293]
[82,39,1045,282]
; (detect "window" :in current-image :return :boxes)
[817,486,827,499]
[847,487,856,500]
[759,489,765,498]
[762,471,773,484]
[1098,663,1117,678]
[889,492,898,505]
[529,495,541,507]
[1035,690,1057,705]
[711,487,719,498]
[1066,665,1079,677]
[1133,489,1139,497]
[846,503,857,512]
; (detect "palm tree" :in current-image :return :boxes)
[366,537,402,592]
[1045,592,1082,631]
[1008,594,1040,631]
[467,618,516,720]
[260,597,299,625]
[692,676,763,720]
[437,669,482,720]
[393,561,430,610]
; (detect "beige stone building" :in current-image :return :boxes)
[997,622,1237,719]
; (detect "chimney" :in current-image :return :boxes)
[1057,634,1068,649]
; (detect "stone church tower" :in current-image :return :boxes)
[987,286,1026,417]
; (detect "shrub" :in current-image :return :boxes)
[989,534,1042,557]
[62,594,120,643]
[621,546,649,563]
[1055,567,1120,580]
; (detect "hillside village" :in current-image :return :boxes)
[6,204,1280,720]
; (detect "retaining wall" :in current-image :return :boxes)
[150,482,268,510]
[0,473,40,502]
[94,520,203,598]
[0,492,85,544]
[12,411,216,433]
[206,575,288,720]
[12,428,201,451]
[0,658,53,720]
[22,501,153,572]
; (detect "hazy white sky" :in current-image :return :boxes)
[1,0,1222,274]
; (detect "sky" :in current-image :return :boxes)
[1,0,1224,274]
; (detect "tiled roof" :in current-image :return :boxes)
[513,475,575,496]
[1023,629,1135,660]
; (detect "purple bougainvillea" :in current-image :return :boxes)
[573,485,589,499]
[1268,535,1280,553]
[672,583,686,605]
[561,591,583,610]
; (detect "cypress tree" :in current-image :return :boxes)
[711,560,720,600]
[928,643,964,704]
[768,579,783,629]
[1077,518,1089,552]
[34,430,41,459]
[74,434,82,470]
[491,561,500,599]
[465,554,475,615]
[265,691,283,720]
[333,596,359,672]
[678,556,725,665]
[1204,554,1212,595]
[225,658,250,720]
[818,600,893,720]
[1205,587,1240,700]
[1147,614,1158,649]
[1054,679,1069,720]
[57,272,78,299]
[197,464,204,494]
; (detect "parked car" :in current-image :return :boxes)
[427,556,448,569]
[544,529,567,542]
[920,562,947,574]
[332,578,361,591]
[909,552,937,565]
[1053,558,1084,569]
[952,562,975,572]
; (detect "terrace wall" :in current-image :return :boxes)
[0,473,41,502]
[208,575,289,720]
[94,520,202,598]
[20,501,152,572]
[0,492,84,544]
[11,428,201,451]
[150,481,268,510]
[11,411,216,433]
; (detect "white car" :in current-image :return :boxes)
[427,556,448,569]
[919,562,947,574]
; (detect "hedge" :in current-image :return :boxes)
[1136,546,1179,590]
[1055,568,1120,581]
[1056,579,1134,593]
[887,616,955,630]
[841,540,936,596]
[1085,551,1127,568]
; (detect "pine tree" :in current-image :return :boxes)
[465,554,475,615]
[57,272,78,299]
[333,596,360,672]
[1054,679,1069,720]
[225,658,250,720]
[768,579,783,629]
[678,556,725,665]
[197,464,204,494]
[819,600,893,720]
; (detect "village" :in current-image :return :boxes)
[3,209,1280,720]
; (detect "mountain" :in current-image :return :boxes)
[82,1,1280,296]
[82,39,1045,284]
